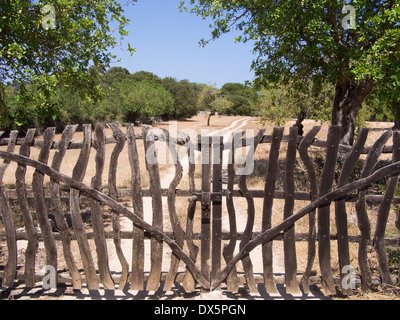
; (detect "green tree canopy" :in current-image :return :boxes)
[162,77,201,119]
[181,0,400,145]
[220,82,258,116]
[130,71,162,85]
[103,78,174,124]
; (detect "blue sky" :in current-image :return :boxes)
[108,0,256,88]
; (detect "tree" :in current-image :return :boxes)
[0,0,134,131]
[181,0,400,145]
[104,78,174,124]
[101,67,131,87]
[220,82,258,116]
[162,77,200,119]
[197,84,232,126]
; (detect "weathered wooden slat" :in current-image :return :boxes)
[335,127,369,295]
[163,129,185,292]
[50,124,82,290]
[0,131,18,287]
[211,136,223,290]
[32,128,58,277]
[238,129,265,293]
[126,124,145,291]
[108,123,129,290]
[261,127,284,294]
[283,126,300,295]
[211,158,400,291]
[201,135,211,288]
[318,125,341,295]
[142,125,164,291]
[182,137,199,292]
[91,124,114,290]
[15,129,38,287]
[356,130,392,291]
[223,132,242,292]
[69,124,99,291]
[373,131,400,285]
[298,126,320,294]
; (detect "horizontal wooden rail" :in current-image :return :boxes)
[5,230,400,247]
[3,188,396,204]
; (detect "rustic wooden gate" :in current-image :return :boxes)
[1,123,400,296]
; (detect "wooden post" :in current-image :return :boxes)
[32,128,58,279]
[91,124,114,290]
[50,125,82,290]
[211,136,223,290]
[201,135,211,289]
[16,129,38,287]
[223,131,241,292]
[298,126,321,294]
[163,129,185,292]
[142,125,163,292]
[335,127,368,295]
[69,124,99,291]
[182,136,199,292]
[356,130,391,291]
[283,126,300,295]
[127,124,145,291]
[318,125,341,295]
[108,123,129,289]
[262,127,284,294]
[0,131,18,287]
[238,129,265,293]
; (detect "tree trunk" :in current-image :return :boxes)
[207,110,215,126]
[332,79,375,145]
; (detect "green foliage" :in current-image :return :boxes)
[257,80,334,126]
[161,77,201,119]
[181,0,400,89]
[0,0,134,131]
[130,71,162,85]
[108,78,174,124]
[220,83,258,116]
[180,0,400,141]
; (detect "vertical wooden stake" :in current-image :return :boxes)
[127,124,145,291]
[318,125,341,295]
[142,125,163,292]
[201,135,211,289]
[211,136,223,290]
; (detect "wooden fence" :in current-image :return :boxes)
[0,123,400,296]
